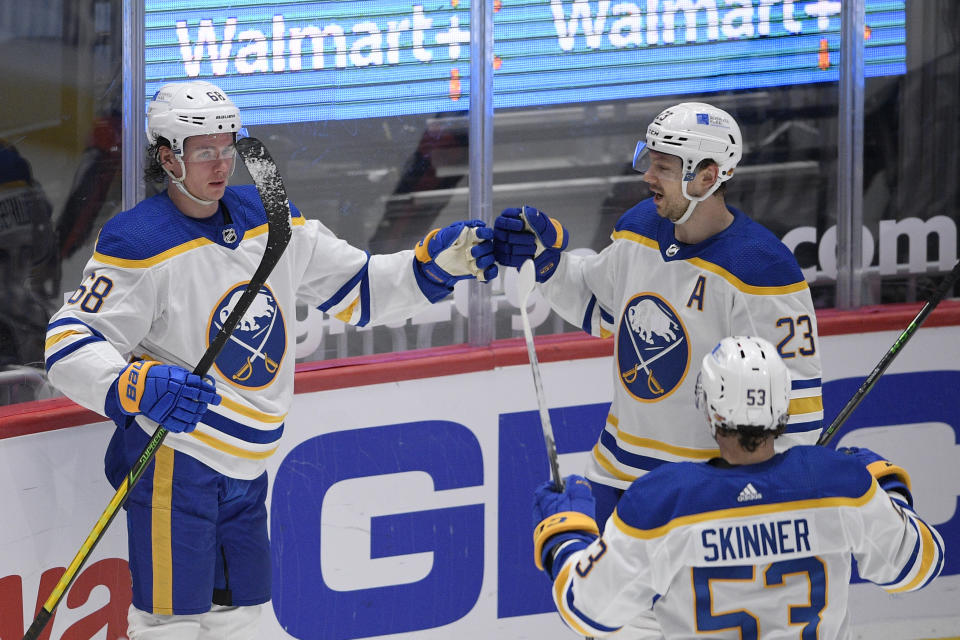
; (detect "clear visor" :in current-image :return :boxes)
[183,143,238,164]
[632,141,650,173]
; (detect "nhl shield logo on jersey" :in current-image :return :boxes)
[208,283,286,389]
[221,226,238,245]
[617,294,689,402]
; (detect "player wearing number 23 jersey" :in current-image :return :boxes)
[499,104,825,640]
[494,104,822,530]
[554,198,823,487]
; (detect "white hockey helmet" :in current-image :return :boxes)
[146,81,241,155]
[633,102,742,224]
[146,81,240,206]
[695,336,790,436]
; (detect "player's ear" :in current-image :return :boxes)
[158,146,181,177]
[698,161,719,190]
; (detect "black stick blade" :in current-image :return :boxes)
[237,136,293,253]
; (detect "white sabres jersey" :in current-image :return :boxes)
[541,200,823,488]
[45,185,435,479]
[551,447,945,639]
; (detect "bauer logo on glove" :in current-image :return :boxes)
[115,361,220,433]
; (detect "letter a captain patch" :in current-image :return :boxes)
[687,275,707,311]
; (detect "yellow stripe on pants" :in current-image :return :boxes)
[152,446,175,615]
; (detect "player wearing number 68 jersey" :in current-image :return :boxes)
[532,337,944,640]
[494,104,823,553]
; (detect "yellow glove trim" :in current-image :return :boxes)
[415,228,441,263]
[533,511,599,571]
[866,460,912,491]
[548,217,565,249]
[118,360,160,414]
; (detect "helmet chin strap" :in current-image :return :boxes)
[673,179,722,226]
[163,158,217,206]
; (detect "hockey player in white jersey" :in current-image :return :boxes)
[493,102,823,535]
[43,81,497,639]
[532,336,944,639]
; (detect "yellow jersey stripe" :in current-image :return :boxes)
[610,423,719,460]
[613,482,878,540]
[45,330,84,351]
[612,230,659,250]
[189,430,279,460]
[242,223,268,240]
[687,257,809,295]
[592,443,637,482]
[887,518,938,593]
[152,446,175,615]
[611,230,808,294]
[243,216,304,238]
[92,217,304,268]
[552,562,594,637]
[335,296,360,323]
[218,395,286,423]
[789,396,824,415]
[95,237,214,268]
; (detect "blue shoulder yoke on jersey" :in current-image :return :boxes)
[695,208,806,288]
[224,184,304,229]
[94,185,302,262]
[612,200,805,289]
[615,447,874,532]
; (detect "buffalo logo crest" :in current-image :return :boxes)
[617,294,689,401]
[209,283,286,388]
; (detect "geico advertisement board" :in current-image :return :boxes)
[1,327,958,639]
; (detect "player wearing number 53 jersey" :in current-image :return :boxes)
[494,103,823,540]
[532,337,943,640]
[43,81,497,639]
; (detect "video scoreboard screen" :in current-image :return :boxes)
[145,1,906,125]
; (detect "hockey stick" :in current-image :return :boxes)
[817,259,960,446]
[23,137,293,640]
[517,258,564,492]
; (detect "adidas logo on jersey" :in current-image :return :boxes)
[737,483,762,502]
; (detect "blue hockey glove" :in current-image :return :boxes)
[414,220,498,300]
[838,446,913,506]
[532,475,599,577]
[493,206,569,282]
[115,361,220,433]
